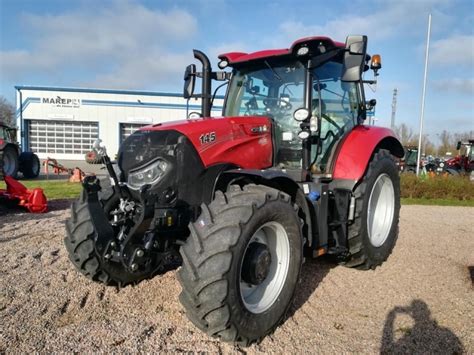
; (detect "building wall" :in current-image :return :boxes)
[16,86,224,159]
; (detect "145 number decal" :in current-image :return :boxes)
[199,132,216,145]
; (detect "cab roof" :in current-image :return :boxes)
[218,36,345,65]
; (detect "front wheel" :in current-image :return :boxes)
[178,184,303,345]
[345,149,400,269]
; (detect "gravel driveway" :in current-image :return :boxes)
[0,203,473,353]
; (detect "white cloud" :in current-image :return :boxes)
[430,34,474,66]
[433,78,474,94]
[274,0,455,45]
[0,2,197,88]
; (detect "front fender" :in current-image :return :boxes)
[332,125,403,181]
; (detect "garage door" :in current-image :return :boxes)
[120,123,148,143]
[28,120,99,159]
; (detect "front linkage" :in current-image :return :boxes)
[77,143,183,283]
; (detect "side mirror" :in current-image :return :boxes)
[183,64,196,99]
[342,35,368,82]
[456,141,462,150]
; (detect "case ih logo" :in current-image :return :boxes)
[42,96,81,108]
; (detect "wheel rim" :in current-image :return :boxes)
[367,173,395,247]
[240,221,290,314]
[3,152,14,175]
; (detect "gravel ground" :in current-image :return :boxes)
[0,203,473,353]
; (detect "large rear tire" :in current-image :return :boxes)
[19,152,40,178]
[178,184,303,345]
[2,145,19,178]
[345,149,400,269]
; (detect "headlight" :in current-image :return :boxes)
[439,162,445,167]
[128,159,168,189]
[294,108,309,121]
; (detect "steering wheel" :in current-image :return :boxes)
[263,98,293,116]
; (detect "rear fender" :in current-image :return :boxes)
[332,126,403,184]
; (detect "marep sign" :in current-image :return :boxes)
[42,96,81,108]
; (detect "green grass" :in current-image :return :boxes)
[1,175,473,206]
[401,198,474,207]
[400,174,474,201]
[0,179,82,200]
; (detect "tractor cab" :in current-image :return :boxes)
[0,124,18,145]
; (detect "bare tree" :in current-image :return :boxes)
[421,134,436,156]
[437,130,453,156]
[394,123,415,146]
[0,96,15,127]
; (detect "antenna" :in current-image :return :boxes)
[391,88,398,130]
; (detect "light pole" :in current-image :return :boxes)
[416,13,432,176]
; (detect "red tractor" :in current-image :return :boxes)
[65,35,403,345]
[444,140,474,174]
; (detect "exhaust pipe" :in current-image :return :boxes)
[193,49,212,117]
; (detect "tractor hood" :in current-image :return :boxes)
[119,116,273,174]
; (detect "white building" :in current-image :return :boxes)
[16,86,224,160]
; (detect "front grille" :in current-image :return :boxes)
[118,130,182,173]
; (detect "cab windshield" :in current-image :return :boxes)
[224,57,358,171]
[224,59,305,133]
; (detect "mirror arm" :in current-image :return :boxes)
[362,79,377,85]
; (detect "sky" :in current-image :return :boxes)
[0,0,473,143]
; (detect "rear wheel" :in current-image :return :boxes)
[2,146,19,178]
[178,184,303,345]
[19,152,40,178]
[345,149,400,269]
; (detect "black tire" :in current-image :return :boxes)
[178,184,303,346]
[345,149,400,270]
[64,178,149,286]
[2,145,19,178]
[19,152,40,178]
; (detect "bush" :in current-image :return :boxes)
[400,174,474,200]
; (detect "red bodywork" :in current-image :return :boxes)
[147,116,273,169]
[333,126,403,180]
[0,176,48,213]
[146,118,402,183]
[446,155,473,172]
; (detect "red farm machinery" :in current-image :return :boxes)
[64,35,403,345]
